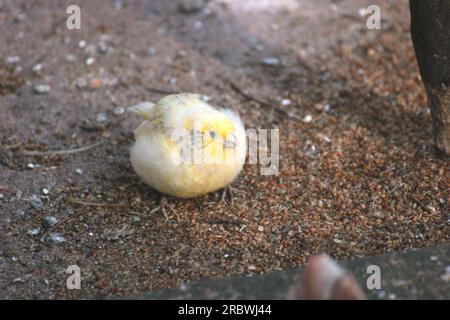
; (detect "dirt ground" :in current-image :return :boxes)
[0,0,448,299]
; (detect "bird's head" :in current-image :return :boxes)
[183,111,240,164]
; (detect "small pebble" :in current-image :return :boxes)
[16,209,26,218]
[27,228,40,236]
[281,99,291,106]
[98,42,108,53]
[84,44,97,55]
[85,57,95,66]
[248,265,257,271]
[430,255,438,261]
[34,84,51,94]
[65,54,76,62]
[113,0,123,10]
[441,266,450,282]
[261,57,281,66]
[32,63,43,74]
[302,114,313,123]
[43,216,58,228]
[96,112,108,122]
[29,195,43,211]
[26,163,35,169]
[376,290,386,299]
[75,168,83,175]
[42,188,49,195]
[6,56,20,65]
[78,40,86,48]
[178,0,207,13]
[48,233,66,243]
[193,21,203,29]
[113,106,125,115]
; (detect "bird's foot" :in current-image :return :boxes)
[221,186,234,205]
[150,196,172,220]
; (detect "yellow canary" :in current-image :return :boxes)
[130,93,246,198]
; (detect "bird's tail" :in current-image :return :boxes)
[128,101,155,120]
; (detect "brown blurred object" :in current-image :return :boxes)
[410,0,450,156]
[287,254,366,300]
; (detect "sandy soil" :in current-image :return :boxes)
[0,0,448,298]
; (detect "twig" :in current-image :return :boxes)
[203,219,244,226]
[65,197,126,207]
[224,78,303,121]
[23,141,104,156]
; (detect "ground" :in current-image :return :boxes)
[0,0,448,299]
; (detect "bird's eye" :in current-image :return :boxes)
[209,131,217,138]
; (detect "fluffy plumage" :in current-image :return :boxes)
[130,93,246,198]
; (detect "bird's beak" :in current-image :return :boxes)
[223,133,237,149]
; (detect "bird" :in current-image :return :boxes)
[129,93,246,206]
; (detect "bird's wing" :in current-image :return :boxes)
[128,101,155,120]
